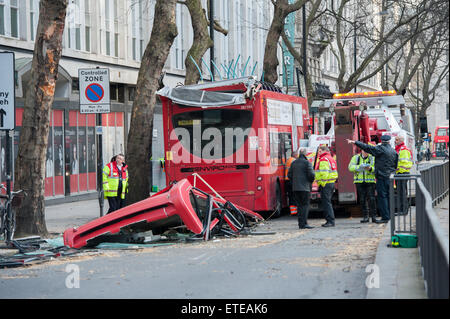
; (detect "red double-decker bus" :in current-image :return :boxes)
[157,77,310,216]
[433,126,449,157]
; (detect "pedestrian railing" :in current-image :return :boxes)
[415,178,449,299]
[420,160,449,206]
[389,174,419,237]
[389,161,449,299]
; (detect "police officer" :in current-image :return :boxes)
[395,135,413,215]
[348,148,376,223]
[103,153,128,214]
[315,145,338,227]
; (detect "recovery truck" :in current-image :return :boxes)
[305,90,417,214]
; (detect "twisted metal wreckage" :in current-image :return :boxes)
[0,178,265,268]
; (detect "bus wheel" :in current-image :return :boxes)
[273,182,282,218]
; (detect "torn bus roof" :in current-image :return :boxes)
[63,179,263,249]
[157,86,246,108]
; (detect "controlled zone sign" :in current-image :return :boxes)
[0,52,15,130]
[79,68,110,113]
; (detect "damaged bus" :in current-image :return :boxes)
[157,76,310,217]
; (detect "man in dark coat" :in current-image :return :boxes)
[287,148,316,229]
[347,135,398,223]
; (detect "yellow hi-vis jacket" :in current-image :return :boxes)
[348,153,376,183]
[314,152,338,187]
[396,145,413,174]
[103,162,128,199]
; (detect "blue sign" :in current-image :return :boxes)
[85,83,104,103]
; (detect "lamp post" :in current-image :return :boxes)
[353,21,357,92]
[209,0,214,80]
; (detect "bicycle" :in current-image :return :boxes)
[0,184,26,244]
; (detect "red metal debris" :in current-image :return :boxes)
[63,179,263,249]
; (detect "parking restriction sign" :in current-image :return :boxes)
[79,68,110,113]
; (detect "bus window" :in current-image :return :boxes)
[281,133,292,160]
[172,109,253,159]
[437,128,447,136]
[270,132,282,165]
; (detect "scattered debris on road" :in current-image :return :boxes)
[1,179,268,268]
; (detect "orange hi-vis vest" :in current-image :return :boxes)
[285,156,296,180]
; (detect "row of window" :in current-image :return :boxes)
[1,0,270,77]
[0,109,125,198]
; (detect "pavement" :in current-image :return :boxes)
[1,193,448,299]
[367,195,448,299]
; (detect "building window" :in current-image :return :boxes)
[0,2,5,36]
[114,0,120,57]
[110,83,125,103]
[66,0,91,52]
[85,26,90,51]
[104,0,111,56]
[447,103,449,120]
[29,0,39,41]
[115,32,119,57]
[106,30,111,55]
[174,3,184,70]
[0,0,19,38]
[128,86,135,102]
[130,0,141,61]
[10,0,18,38]
[84,0,91,52]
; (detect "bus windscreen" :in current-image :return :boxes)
[172,109,253,159]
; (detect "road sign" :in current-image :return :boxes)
[85,83,105,103]
[0,52,15,130]
[79,68,110,113]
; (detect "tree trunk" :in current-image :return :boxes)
[14,0,67,238]
[263,3,286,84]
[126,0,178,205]
[263,0,308,84]
[183,0,213,85]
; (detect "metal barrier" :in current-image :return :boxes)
[389,174,419,237]
[389,162,449,298]
[415,178,449,299]
[420,160,449,206]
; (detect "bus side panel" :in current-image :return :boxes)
[253,93,272,211]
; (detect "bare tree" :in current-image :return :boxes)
[13,0,68,237]
[407,33,449,142]
[126,0,178,205]
[387,1,449,93]
[281,0,325,104]
[179,0,228,85]
[318,0,445,93]
[263,0,309,84]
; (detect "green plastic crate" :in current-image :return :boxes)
[391,234,418,248]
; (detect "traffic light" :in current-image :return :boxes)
[419,117,428,134]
